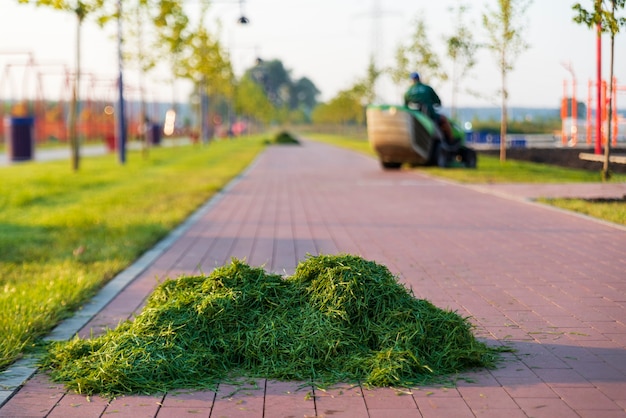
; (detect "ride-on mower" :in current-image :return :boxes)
[366,104,477,170]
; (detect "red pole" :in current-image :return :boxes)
[612,77,618,146]
[587,80,592,144]
[595,22,602,154]
[572,74,577,145]
[561,80,568,146]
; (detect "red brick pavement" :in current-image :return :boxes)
[1,140,625,417]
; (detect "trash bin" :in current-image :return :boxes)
[150,123,162,145]
[4,116,35,161]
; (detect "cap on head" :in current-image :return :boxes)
[410,72,420,81]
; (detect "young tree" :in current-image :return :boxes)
[482,0,532,162]
[573,0,626,180]
[445,3,479,120]
[235,74,275,125]
[311,87,366,126]
[390,15,446,91]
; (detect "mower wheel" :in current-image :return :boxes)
[437,148,451,168]
[462,148,477,168]
[381,161,402,170]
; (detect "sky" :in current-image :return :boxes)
[1,0,625,110]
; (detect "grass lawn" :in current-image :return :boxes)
[304,133,626,226]
[0,137,266,370]
[537,197,626,226]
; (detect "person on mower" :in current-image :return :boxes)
[404,72,453,143]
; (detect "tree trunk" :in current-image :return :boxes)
[500,63,507,162]
[69,14,82,171]
[602,4,616,181]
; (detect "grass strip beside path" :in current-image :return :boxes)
[0,137,266,370]
[538,197,626,226]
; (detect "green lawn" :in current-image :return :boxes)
[0,137,266,370]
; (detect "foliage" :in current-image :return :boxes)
[482,0,532,161]
[246,59,320,113]
[121,0,190,75]
[311,88,366,126]
[43,254,503,396]
[573,0,626,34]
[445,3,479,118]
[289,77,320,113]
[235,74,276,124]
[0,138,266,371]
[390,14,446,88]
[177,23,233,98]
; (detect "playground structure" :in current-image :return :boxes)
[561,75,625,150]
[0,50,169,160]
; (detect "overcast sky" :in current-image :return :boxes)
[1,0,625,109]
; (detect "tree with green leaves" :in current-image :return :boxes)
[311,86,366,126]
[244,58,320,123]
[482,0,532,162]
[288,77,320,117]
[445,3,479,120]
[247,59,291,109]
[390,15,447,92]
[573,0,626,180]
[235,74,275,125]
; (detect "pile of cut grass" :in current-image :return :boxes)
[43,254,502,396]
[266,130,300,145]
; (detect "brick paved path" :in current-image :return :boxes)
[1,140,625,417]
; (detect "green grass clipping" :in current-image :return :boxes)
[42,254,503,396]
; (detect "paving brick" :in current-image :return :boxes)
[210,380,265,418]
[552,387,623,411]
[160,389,216,409]
[155,406,212,417]
[314,384,368,418]
[514,398,578,418]
[103,394,163,417]
[47,393,109,417]
[263,380,316,418]
[362,387,417,410]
